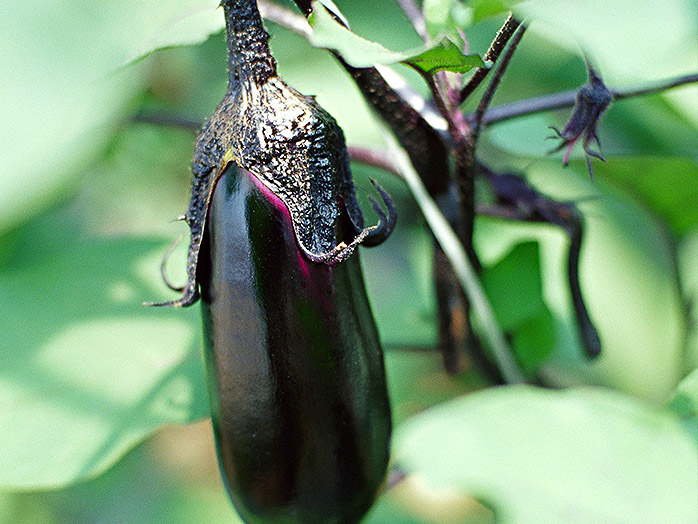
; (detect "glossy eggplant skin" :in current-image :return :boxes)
[198,164,391,524]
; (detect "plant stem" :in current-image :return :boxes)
[221,0,277,84]
[347,146,400,176]
[473,72,698,126]
[386,134,525,384]
[471,23,527,142]
[258,0,310,37]
[459,15,520,104]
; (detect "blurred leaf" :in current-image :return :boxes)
[365,493,432,524]
[470,0,513,22]
[385,350,486,425]
[362,222,438,348]
[373,474,495,524]
[422,0,473,47]
[0,0,224,235]
[512,307,556,374]
[678,228,698,371]
[394,386,698,524]
[125,0,223,65]
[505,0,698,85]
[0,236,207,490]
[595,157,698,236]
[423,0,457,39]
[1,425,241,524]
[480,242,545,331]
[308,1,483,72]
[669,368,698,442]
[480,241,555,374]
[0,3,133,233]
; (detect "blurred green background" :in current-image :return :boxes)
[1,1,696,523]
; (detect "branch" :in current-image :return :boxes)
[347,146,401,177]
[459,15,521,104]
[258,0,310,37]
[473,72,698,126]
[471,23,527,143]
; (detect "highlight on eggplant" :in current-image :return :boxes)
[146,0,395,523]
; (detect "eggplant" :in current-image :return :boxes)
[197,164,391,524]
[147,1,395,522]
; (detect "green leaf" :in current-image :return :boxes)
[404,39,485,75]
[394,386,698,524]
[678,229,698,372]
[124,1,223,65]
[308,1,483,72]
[512,308,556,374]
[0,0,224,235]
[480,241,555,374]
[480,242,545,331]
[422,0,457,39]
[506,0,698,86]
[470,0,514,22]
[595,157,698,236]
[308,1,408,66]
[668,369,698,442]
[0,236,207,490]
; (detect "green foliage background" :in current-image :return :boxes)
[1,0,696,523]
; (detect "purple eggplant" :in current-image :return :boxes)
[197,164,391,523]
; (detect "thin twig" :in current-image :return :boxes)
[471,23,527,142]
[459,15,520,104]
[258,0,310,37]
[393,0,427,40]
[347,145,401,176]
[472,72,698,126]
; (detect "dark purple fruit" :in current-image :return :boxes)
[198,164,391,524]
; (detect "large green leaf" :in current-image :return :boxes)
[508,0,698,87]
[0,0,224,236]
[0,236,206,490]
[594,157,698,236]
[308,1,483,73]
[393,386,698,524]
[0,424,243,524]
